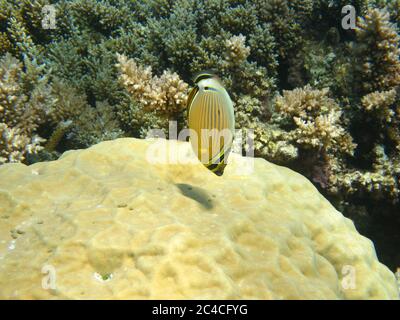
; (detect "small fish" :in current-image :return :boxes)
[187,72,235,176]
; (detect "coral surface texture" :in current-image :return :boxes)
[0,138,398,299]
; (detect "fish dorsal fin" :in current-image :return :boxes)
[193,71,214,84]
[186,85,199,117]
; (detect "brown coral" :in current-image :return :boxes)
[275,85,355,155]
[0,123,44,164]
[116,53,188,117]
[361,89,397,124]
[234,95,297,163]
[323,88,400,202]
[0,53,52,164]
[331,145,400,202]
[355,9,400,94]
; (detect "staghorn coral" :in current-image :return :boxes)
[290,39,354,97]
[0,50,122,162]
[69,100,124,148]
[0,53,53,164]
[0,123,44,164]
[2,0,279,139]
[234,94,297,164]
[116,96,171,139]
[288,0,314,25]
[7,16,41,59]
[370,0,400,24]
[116,53,188,118]
[385,0,400,24]
[0,0,74,60]
[224,34,250,66]
[45,33,125,105]
[116,53,189,138]
[275,86,355,156]
[270,85,399,205]
[361,89,397,123]
[133,0,278,98]
[48,78,89,124]
[312,0,369,29]
[68,0,131,36]
[247,23,278,78]
[220,2,258,36]
[336,88,400,202]
[354,9,400,94]
[0,32,12,56]
[331,145,400,202]
[253,0,303,60]
[144,0,201,76]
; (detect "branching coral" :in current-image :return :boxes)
[0,123,44,164]
[247,24,278,78]
[355,9,400,94]
[361,89,397,124]
[117,97,171,139]
[335,88,400,202]
[116,53,188,117]
[0,53,52,164]
[0,51,123,162]
[332,145,400,202]
[234,95,297,163]
[275,86,355,156]
[69,0,131,36]
[48,78,89,124]
[269,85,399,203]
[370,0,400,24]
[224,34,250,66]
[69,100,124,148]
[289,39,354,97]
[311,0,369,29]
[45,34,125,105]
[253,0,303,60]
[0,0,66,59]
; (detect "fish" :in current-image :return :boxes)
[187,72,235,176]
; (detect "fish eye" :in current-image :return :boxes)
[204,86,209,90]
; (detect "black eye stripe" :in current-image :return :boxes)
[195,74,214,83]
[204,86,218,92]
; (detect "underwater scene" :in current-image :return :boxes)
[0,0,400,300]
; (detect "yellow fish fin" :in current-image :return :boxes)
[186,85,199,118]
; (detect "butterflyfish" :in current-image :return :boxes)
[187,72,235,176]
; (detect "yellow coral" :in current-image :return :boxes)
[0,138,398,299]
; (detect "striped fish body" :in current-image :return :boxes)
[187,75,235,175]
